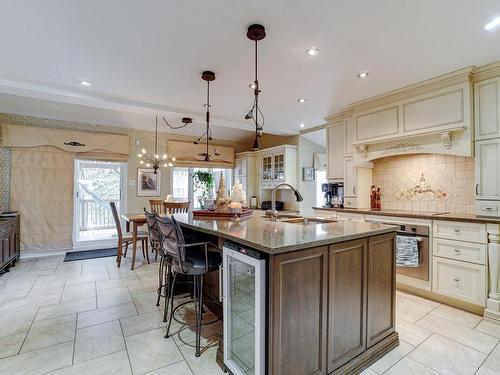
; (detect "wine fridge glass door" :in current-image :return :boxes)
[223,246,265,375]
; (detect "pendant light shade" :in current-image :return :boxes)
[245,24,266,150]
[193,71,219,162]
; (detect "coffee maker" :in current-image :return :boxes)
[321,183,344,208]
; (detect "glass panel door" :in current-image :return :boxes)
[273,154,284,180]
[262,156,273,181]
[74,160,125,243]
[223,247,265,375]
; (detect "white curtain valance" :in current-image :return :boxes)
[313,152,327,171]
[168,140,234,168]
[2,124,130,161]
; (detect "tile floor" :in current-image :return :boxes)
[0,253,500,374]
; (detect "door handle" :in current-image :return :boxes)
[218,265,224,302]
[476,184,479,195]
[353,186,356,195]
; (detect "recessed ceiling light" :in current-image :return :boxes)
[300,123,305,128]
[249,82,256,89]
[305,47,319,56]
[78,79,92,87]
[298,98,307,103]
[484,17,500,31]
[357,71,369,79]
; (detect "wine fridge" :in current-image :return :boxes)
[223,242,266,375]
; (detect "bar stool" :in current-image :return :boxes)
[156,215,222,357]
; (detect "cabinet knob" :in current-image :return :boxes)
[453,277,460,282]
[454,229,460,233]
[454,249,461,254]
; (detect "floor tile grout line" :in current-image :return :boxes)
[473,339,500,374]
[118,319,135,375]
[16,302,41,356]
[403,333,447,374]
[413,319,499,355]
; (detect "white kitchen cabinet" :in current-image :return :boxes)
[433,238,487,265]
[326,122,344,180]
[343,157,372,208]
[354,106,399,143]
[344,118,354,158]
[475,138,500,201]
[344,157,356,197]
[258,145,297,189]
[432,257,486,306]
[352,82,471,145]
[432,220,487,244]
[475,77,500,140]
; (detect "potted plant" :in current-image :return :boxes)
[192,170,215,209]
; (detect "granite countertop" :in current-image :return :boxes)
[173,213,397,254]
[312,207,500,224]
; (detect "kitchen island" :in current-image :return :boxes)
[174,213,399,375]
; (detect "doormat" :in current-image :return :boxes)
[64,248,117,262]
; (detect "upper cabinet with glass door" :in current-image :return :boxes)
[258,145,297,189]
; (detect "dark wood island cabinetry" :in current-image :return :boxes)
[0,215,20,274]
[270,233,397,375]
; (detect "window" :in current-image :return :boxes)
[171,167,233,210]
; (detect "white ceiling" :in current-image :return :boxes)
[1,0,500,139]
[302,129,326,149]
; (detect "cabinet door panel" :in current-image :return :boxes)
[327,124,344,180]
[403,89,464,132]
[355,107,399,142]
[272,247,328,375]
[475,139,500,200]
[475,78,500,140]
[328,239,367,372]
[344,118,354,157]
[344,158,356,198]
[366,233,396,348]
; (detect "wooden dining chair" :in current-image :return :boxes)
[110,202,149,268]
[149,199,165,214]
[164,201,190,214]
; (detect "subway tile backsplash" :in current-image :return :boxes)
[372,154,475,214]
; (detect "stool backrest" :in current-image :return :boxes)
[165,201,190,214]
[109,202,123,242]
[149,199,165,214]
[144,208,161,244]
[156,215,186,261]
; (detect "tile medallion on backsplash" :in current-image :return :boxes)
[393,173,450,201]
[372,154,475,214]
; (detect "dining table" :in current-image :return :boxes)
[121,213,147,270]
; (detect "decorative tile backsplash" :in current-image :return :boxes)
[372,154,475,214]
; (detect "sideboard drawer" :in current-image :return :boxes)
[432,220,487,244]
[432,257,486,306]
[433,238,486,265]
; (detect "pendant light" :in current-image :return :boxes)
[137,116,175,174]
[245,24,266,151]
[193,71,219,162]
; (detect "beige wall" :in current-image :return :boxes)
[372,154,475,214]
[0,113,297,214]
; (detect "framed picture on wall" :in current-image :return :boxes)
[303,167,315,181]
[137,168,161,196]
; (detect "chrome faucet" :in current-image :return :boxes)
[268,183,303,221]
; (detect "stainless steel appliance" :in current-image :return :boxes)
[383,222,430,281]
[321,183,344,208]
[223,242,266,375]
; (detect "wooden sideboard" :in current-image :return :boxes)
[0,215,20,274]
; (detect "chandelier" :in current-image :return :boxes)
[138,116,175,174]
[244,24,266,151]
[193,71,219,162]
